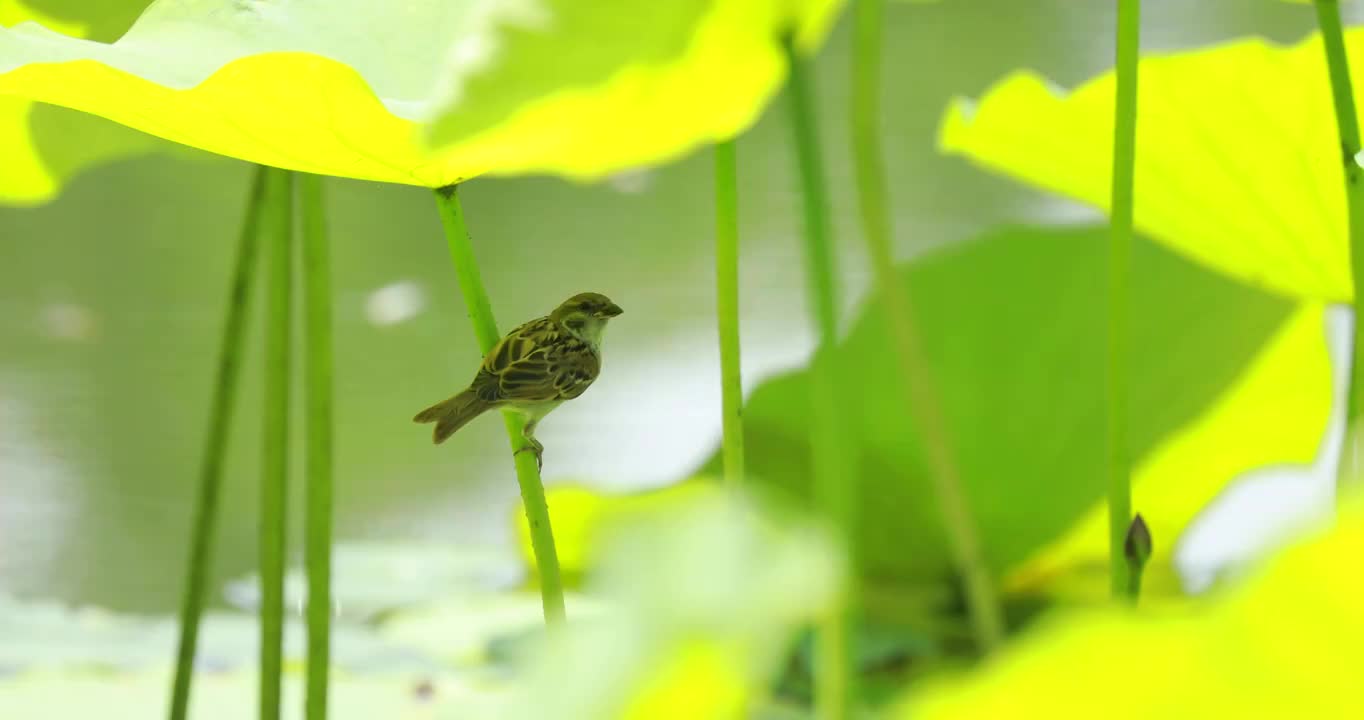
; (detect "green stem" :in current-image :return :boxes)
[714,140,745,488]
[168,165,268,720]
[1315,1,1364,493]
[1107,0,1140,600]
[432,185,566,624]
[850,0,1003,651]
[259,168,294,720]
[784,35,857,719]
[300,174,334,720]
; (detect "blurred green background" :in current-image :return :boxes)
[0,0,1319,612]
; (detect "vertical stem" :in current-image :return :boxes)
[784,35,857,719]
[432,185,566,624]
[259,168,294,720]
[168,165,268,720]
[850,0,1003,650]
[714,141,746,488]
[1315,1,1364,493]
[300,174,334,720]
[1107,0,1140,600]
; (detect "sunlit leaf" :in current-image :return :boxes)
[894,499,1364,718]
[0,0,842,191]
[0,0,170,205]
[939,30,1363,300]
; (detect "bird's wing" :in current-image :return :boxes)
[472,317,599,404]
[550,343,600,400]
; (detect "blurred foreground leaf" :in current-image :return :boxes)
[512,478,717,584]
[505,487,841,720]
[896,499,1364,718]
[0,0,841,192]
[940,29,1364,300]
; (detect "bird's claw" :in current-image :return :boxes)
[515,439,544,472]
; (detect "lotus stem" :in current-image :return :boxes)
[783,33,858,719]
[433,185,566,623]
[168,164,268,720]
[1107,0,1140,599]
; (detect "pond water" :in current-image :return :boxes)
[0,1,1322,612]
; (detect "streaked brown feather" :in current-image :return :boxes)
[471,316,601,405]
[414,293,615,446]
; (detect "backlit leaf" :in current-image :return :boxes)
[0,0,842,191]
[0,0,168,205]
[939,30,1364,300]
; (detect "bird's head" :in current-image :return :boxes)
[551,292,623,347]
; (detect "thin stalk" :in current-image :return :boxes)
[784,36,857,719]
[300,174,334,720]
[1107,0,1140,599]
[432,185,566,624]
[168,165,268,720]
[1315,0,1364,493]
[714,140,745,487]
[850,0,1003,650]
[259,168,295,720]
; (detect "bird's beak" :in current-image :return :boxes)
[602,302,624,317]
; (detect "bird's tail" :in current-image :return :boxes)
[413,389,490,444]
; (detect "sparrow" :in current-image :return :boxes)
[413,291,623,468]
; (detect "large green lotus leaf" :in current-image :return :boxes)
[939,30,1361,301]
[0,0,841,187]
[708,225,1323,596]
[0,0,170,205]
[1004,300,1331,602]
[896,499,1364,718]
